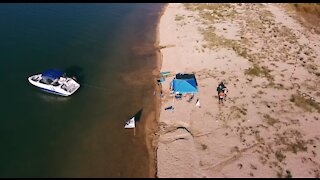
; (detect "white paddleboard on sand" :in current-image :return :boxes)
[196,99,201,107]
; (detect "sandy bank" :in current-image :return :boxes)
[156,3,320,178]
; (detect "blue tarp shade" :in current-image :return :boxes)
[161,71,171,75]
[173,78,198,94]
[161,71,174,78]
[42,69,63,80]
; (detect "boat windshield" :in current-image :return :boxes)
[52,81,60,86]
[40,78,53,85]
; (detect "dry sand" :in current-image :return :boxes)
[155,3,320,178]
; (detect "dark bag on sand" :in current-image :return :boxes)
[165,106,174,111]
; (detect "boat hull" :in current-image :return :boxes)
[39,88,69,96]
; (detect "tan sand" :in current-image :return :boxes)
[155,3,320,178]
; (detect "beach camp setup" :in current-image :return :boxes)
[163,73,200,110]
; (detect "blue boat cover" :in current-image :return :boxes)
[173,78,198,94]
[42,69,63,80]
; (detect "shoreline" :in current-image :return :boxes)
[145,3,168,178]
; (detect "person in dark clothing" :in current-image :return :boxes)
[217,81,228,103]
[217,81,226,94]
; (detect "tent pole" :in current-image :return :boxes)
[172,95,175,109]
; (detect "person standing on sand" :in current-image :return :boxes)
[217,81,226,95]
[217,81,228,103]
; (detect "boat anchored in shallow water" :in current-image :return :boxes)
[28,69,80,96]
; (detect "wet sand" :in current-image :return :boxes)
[145,4,168,177]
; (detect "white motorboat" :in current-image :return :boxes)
[28,69,80,96]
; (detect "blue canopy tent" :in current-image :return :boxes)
[172,78,198,94]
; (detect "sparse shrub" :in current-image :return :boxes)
[175,14,185,21]
[263,114,280,126]
[290,94,320,113]
[201,144,208,150]
[285,170,293,178]
[244,64,274,82]
[275,150,286,162]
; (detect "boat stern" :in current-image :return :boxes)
[63,78,80,96]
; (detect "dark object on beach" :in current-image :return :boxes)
[160,91,164,98]
[175,93,182,100]
[157,78,165,84]
[187,94,194,102]
[196,98,201,108]
[165,106,174,111]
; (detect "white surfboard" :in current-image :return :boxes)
[196,99,201,107]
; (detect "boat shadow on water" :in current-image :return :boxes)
[64,65,85,84]
[132,109,143,122]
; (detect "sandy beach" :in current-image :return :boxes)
[155,3,320,178]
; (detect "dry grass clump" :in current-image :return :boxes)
[201,144,208,150]
[175,14,185,21]
[275,150,286,162]
[200,27,252,61]
[184,3,236,21]
[290,94,320,113]
[244,64,274,81]
[293,3,320,17]
[275,129,308,154]
[230,106,247,118]
[263,114,280,126]
[290,3,320,34]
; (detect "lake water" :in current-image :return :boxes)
[0,3,163,177]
